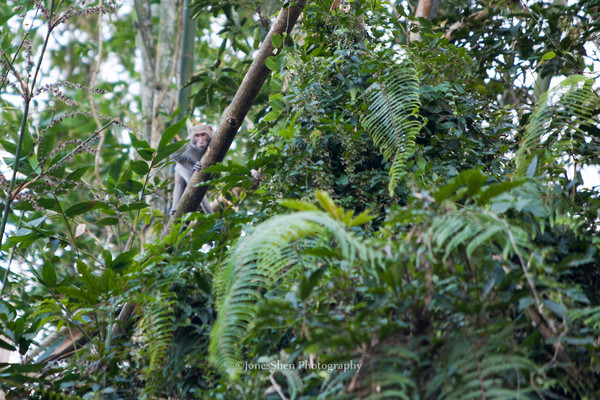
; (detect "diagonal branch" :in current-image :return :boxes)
[169,0,309,223]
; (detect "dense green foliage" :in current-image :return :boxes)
[1,0,599,399]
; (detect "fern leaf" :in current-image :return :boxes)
[431,337,542,400]
[209,211,381,379]
[138,280,177,396]
[515,75,599,175]
[361,63,424,196]
[428,208,530,263]
[570,305,600,330]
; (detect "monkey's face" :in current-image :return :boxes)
[190,125,213,150]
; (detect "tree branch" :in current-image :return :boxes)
[443,8,489,42]
[169,0,309,221]
[409,0,440,42]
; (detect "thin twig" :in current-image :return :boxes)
[91,0,106,187]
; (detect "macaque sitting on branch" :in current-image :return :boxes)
[171,124,214,215]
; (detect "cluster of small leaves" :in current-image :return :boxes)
[53,0,118,27]
[206,159,599,398]
[442,0,596,101]
[251,3,404,217]
[0,1,168,396]
[34,81,107,97]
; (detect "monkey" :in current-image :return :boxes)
[171,124,214,215]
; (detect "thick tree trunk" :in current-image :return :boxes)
[135,0,183,221]
[134,0,155,142]
[177,0,197,120]
[151,0,179,148]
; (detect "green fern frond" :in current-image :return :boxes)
[209,210,381,380]
[361,63,423,196]
[428,207,530,262]
[441,353,538,400]
[570,305,600,331]
[515,75,599,175]
[355,348,417,400]
[427,337,543,400]
[138,281,177,395]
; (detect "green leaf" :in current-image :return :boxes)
[271,33,282,48]
[490,197,513,215]
[315,191,342,220]
[361,63,423,196]
[102,249,112,267]
[541,51,556,60]
[514,75,598,174]
[36,198,61,212]
[466,225,502,257]
[435,169,487,202]
[279,199,320,211]
[417,17,433,29]
[110,250,137,272]
[155,140,187,164]
[24,216,47,228]
[41,264,57,288]
[0,363,43,374]
[129,132,154,161]
[158,118,187,149]
[209,209,380,379]
[136,148,155,161]
[118,202,149,212]
[270,77,283,91]
[477,179,526,205]
[265,56,280,71]
[21,128,33,156]
[96,217,118,226]
[118,179,144,194]
[39,130,55,162]
[0,139,17,154]
[65,201,97,217]
[0,336,15,351]
[348,210,375,227]
[298,265,327,300]
[526,155,538,177]
[277,126,294,139]
[129,132,151,151]
[269,93,284,112]
[66,165,92,181]
[543,299,568,322]
[131,160,150,176]
[263,110,281,122]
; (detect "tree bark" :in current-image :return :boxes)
[443,9,489,42]
[134,0,155,141]
[177,0,197,121]
[169,0,309,221]
[409,0,440,42]
[150,0,180,148]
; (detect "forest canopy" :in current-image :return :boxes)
[1,0,599,398]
